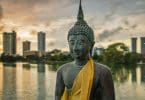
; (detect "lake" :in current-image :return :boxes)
[0,62,145,100]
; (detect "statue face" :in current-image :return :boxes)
[68,35,91,60]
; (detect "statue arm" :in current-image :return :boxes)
[55,69,65,100]
[100,69,115,100]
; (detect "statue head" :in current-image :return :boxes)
[67,0,95,60]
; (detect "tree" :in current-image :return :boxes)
[102,43,129,66]
[45,49,73,61]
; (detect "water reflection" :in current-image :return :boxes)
[16,63,23,100]
[38,63,45,73]
[112,64,145,84]
[114,64,145,100]
[2,63,16,100]
[0,63,3,98]
[22,63,34,100]
[136,67,141,85]
[37,63,46,100]
[0,62,145,100]
[141,66,145,82]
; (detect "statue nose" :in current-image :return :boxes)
[73,43,79,52]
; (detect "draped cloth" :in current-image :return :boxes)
[61,58,94,100]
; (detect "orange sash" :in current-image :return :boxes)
[61,58,94,100]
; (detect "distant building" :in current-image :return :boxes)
[23,51,38,57]
[23,41,31,56]
[131,37,137,53]
[3,31,17,55]
[23,51,45,57]
[141,37,145,56]
[93,47,105,56]
[38,31,46,57]
[38,31,45,52]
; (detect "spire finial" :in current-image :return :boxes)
[77,0,84,21]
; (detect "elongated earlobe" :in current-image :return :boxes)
[90,42,95,57]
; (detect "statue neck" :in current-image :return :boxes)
[74,57,89,67]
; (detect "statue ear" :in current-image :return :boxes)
[90,41,95,57]
[92,41,95,48]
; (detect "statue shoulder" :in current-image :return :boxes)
[94,62,112,74]
[57,62,73,73]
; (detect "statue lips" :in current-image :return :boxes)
[73,51,81,58]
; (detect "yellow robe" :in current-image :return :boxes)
[61,58,94,100]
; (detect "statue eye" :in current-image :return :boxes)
[71,42,74,45]
[69,41,74,45]
[78,41,84,45]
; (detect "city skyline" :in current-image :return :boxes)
[1,30,145,55]
[0,0,145,54]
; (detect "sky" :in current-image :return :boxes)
[0,0,145,54]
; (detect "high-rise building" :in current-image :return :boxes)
[3,31,17,55]
[38,31,45,52]
[23,41,31,56]
[131,37,137,52]
[141,37,145,56]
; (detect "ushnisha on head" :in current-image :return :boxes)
[67,0,95,57]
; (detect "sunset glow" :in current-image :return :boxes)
[0,0,145,54]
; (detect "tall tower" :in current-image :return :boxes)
[141,37,145,56]
[38,31,45,52]
[3,31,17,55]
[131,37,137,52]
[12,31,17,54]
[23,41,31,56]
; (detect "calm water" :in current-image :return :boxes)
[0,62,145,100]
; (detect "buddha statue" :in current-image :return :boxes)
[55,0,115,100]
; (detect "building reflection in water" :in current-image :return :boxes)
[136,67,141,85]
[16,63,23,100]
[128,71,132,85]
[115,64,145,100]
[22,64,32,99]
[37,63,45,73]
[113,64,145,84]
[0,63,3,100]
[129,65,145,84]
[141,65,145,82]
[131,68,137,82]
[46,64,56,100]
[22,63,38,100]
[2,63,16,100]
[37,63,46,100]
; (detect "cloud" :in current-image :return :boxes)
[0,4,2,21]
[48,41,55,46]
[0,26,4,32]
[0,0,145,53]
[124,20,129,26]
[30,30,37,36]
[0,4,4,33]
[0,0,75,23]
[17,37,21,41]
[123,19,138,30]
[131,24,137,29]
[104,0,123,21]
[97,27,123,41]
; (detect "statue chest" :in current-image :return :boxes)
[62,66,82,89]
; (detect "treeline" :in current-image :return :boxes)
[0,43,144,67]
[93,43,144,67]
[0,49,73,63]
